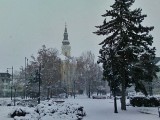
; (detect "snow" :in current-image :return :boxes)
[66,97,160,120]
[0,96,160,120]
[156,61,160,66]
[59,54,66,61]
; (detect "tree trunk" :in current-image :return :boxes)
[47,88,50,99]
[88,81,91,98]
[113,87,118,113]
[121,78,126,110]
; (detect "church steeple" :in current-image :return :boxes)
[61,23,71,57]
[62,23,70,45]
[64,23,67,34]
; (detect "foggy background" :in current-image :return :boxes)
[0,0,159,71]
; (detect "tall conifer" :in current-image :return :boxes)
[94,0,158,111]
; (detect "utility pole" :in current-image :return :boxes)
[12,66,13,100]
[38,63,41,104]
[7,66,13,100]
[24,57,28,99]
[24,57,26,99]
[14,88,16,106]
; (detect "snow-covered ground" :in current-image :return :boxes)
[66,96,159,120]
[0,96,159,120]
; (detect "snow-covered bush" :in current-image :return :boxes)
[8,99,86,120]
[130,96,160,107]
[8,107,39,120]
[9,108,27,118]
[35,100,86,120]
[0,99,12,106]
[92,95,106,99]
[16,99,38,107]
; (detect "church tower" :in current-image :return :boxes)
[61,24,71,57]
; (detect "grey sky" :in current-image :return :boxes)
[0,0,160,71]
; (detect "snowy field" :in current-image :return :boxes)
[0,96,159,120]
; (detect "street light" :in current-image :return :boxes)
[24,57,28,99]
[35,63,41,104]
[12,81,16,106]
[7,66,13,100]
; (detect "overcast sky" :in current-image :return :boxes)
[0,0,160,72]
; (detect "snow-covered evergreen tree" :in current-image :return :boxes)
[94,0,158,111]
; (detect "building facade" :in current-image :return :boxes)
[60,24,76,96]
[0,73,11,97]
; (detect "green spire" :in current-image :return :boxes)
[62,23,70,45]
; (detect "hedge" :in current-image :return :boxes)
[130,96,160,107]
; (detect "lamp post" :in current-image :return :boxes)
[73,79,76,99]
[7,66,13,100]
[13,83,16,106]
[38,63,41,104]
[14,88,16,106]
[24,57,28,99]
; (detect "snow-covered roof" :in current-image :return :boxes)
[59,54,66,61]
[59,54,74,61]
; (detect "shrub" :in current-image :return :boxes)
[8,100,86,120]
[9,108,27,118]
[92,95,106,99]
[76,106,86,120]
[130,96,160,107]
[150,97,159,107]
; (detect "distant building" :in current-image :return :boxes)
[60,24,74,96]
[61,23,71,57]
[0,73,11,97]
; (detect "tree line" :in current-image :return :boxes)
[13,45,104,99]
